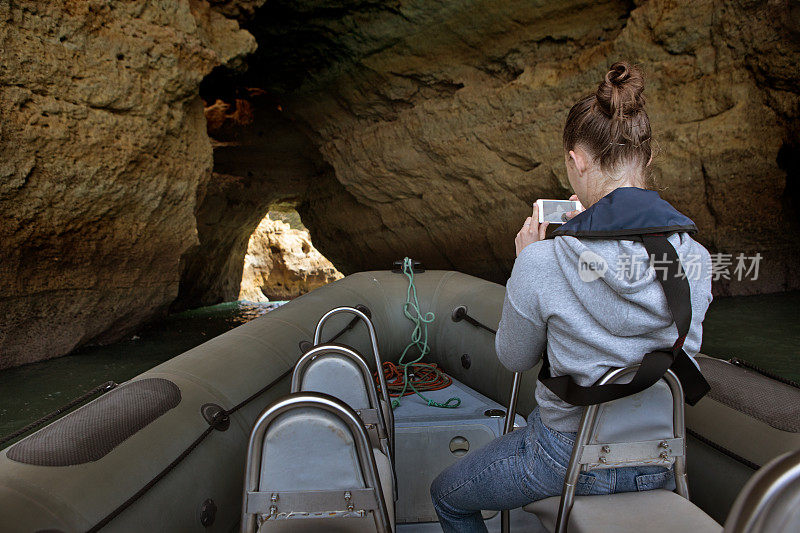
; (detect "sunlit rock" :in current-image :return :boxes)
[238,214,342,302]
[1,0,798,369]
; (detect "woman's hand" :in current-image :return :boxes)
[515,202,548,257]
[562,194,584,221]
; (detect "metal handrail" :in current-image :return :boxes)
[313,306,394,456]
[501,371,523,533]
[240,392,392,533]
[554,366,687,533]
[292,343,393,468]
[723,448,800,533]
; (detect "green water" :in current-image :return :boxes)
[0,293,797,441]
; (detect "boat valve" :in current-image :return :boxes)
[199,498,217,527]
[201,403,230,432]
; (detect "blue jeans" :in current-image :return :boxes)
[430,406,675,532]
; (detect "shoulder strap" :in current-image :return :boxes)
[538,234,710,406]
[640,234,710,405]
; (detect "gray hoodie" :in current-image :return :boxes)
[495,231,713,432]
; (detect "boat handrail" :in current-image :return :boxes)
[241,392,392,533]
[313,306,394,444]
[501,371,523,533]
[553,366,687,533]
[291,343,393,466]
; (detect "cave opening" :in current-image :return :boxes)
[171,79,345,312]
[238,208,343,303]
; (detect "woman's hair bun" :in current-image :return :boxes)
[595,61,645,119]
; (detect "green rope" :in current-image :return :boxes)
[391,257,460,409]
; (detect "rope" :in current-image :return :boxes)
[378,257,460,409]
[729,357,800,389]
[686,428,761,471]
[86,425,216,533]
[381,361,453,396]
[0,381,118,447]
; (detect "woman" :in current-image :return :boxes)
[429,61,713,532]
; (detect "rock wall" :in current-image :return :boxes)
[172,89,332,309]
[2,0,798,368]
[0,1,259,368]
[198,0,799,297]
[239,214,342,302]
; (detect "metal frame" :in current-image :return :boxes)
[313,306,394,458]
[724,448,800,533]
[501,371,523,533]
[553,366,688,533]
[291,343,393,467]
[240,392,392,533]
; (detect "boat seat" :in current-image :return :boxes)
[525,490,721,532]
[292,343,393,462]
[311,306,395,453]
[242,392,394,533]
[525,366,721,532]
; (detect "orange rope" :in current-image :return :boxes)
[375,361,453,398]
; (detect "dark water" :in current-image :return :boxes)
[0,301,286,440]
[0,292,797,441]
[700,291,800,384]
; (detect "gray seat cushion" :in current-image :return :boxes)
[524,490,721,532]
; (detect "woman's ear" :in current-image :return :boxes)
[569,149,586,176]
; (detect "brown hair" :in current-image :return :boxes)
[563,61,653,186]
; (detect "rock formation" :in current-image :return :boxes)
[172,89,333,309]
[0,1,260,368]
[193,0,799,301]
[2,0,799,368]
[239,213,342,302]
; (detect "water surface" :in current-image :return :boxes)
[0,292,797,440]
[700,291,799,383]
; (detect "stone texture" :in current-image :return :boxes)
[239,214,342,302]
[2,0,799,368]
[173,89,332,309]
[194,0,799,301]
[0,1,259,368]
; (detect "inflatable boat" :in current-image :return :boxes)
[0,263,798,532]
